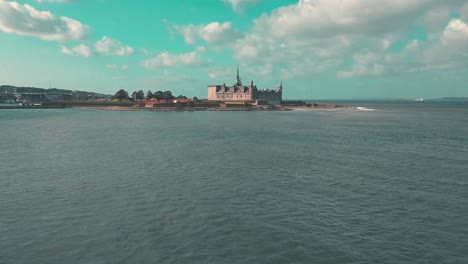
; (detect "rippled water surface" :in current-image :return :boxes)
[1,103,467,264]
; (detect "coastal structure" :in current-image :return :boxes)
[208,66,282,102]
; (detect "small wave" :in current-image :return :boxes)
[355,107,375,111]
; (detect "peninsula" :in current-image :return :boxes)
[1,67,346,111]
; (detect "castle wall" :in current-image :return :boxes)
[208,87,281,101]
[208,85,254,101]
[213,92,253,101]
[256,91,282,101]
[207,68,282,102]
[208,86,218,100]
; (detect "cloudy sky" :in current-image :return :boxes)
[1,0,468,99]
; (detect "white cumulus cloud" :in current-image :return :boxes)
[442,19,468,55]
[141,47,211,69]
[253,0,450,39]
[0,0,89,41]
[95,36,135,56]
[59,44,92,57]
[227,0,468,79]
[174,21,243,45]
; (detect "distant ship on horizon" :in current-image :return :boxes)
[415,98,424,102]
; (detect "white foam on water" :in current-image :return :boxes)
[356,107,375,111]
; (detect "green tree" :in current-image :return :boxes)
[163,91,174,102]
[132,90,144,101]
[146,90,154,100]
[154,91,163,102]
[114,89,128,100]
[137,90,145,100]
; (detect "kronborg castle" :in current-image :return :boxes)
[208,67,283,101]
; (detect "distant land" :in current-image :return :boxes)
[0,85,109,101]
[2,84,467,104]
[1,84,347,111]
[311,97,468,102]
[429,97,468,101]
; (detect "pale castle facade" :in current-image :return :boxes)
[208,67,283,101]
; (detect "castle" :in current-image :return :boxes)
[208,66,282,101]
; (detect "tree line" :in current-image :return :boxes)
[113,89,189,102]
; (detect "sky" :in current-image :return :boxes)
[1,0,468,99]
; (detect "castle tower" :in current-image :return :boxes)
[235,65,242,86]
[278,81,283,101]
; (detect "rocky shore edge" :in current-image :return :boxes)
[72,104,354,112]
[1,102,358,111]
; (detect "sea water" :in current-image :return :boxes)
[0,102,467,264]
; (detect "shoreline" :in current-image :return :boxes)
[72,105,357,112]
[1,102,360,111]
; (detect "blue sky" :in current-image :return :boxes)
[1,0,468,99]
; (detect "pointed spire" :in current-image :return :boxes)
[235,64,242,86]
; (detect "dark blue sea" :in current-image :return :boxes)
[1,101,467,264]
